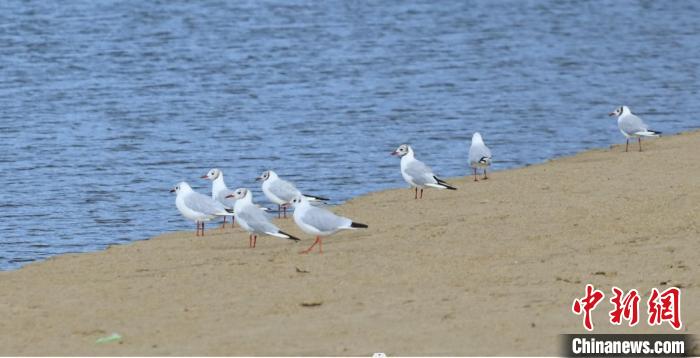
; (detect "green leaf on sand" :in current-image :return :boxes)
[96,333,122,344]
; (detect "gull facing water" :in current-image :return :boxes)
[391,144,457,199]
[170,182,233,236]
[609,106,661,152]
[290,195,367,254]
[468,132,492,181]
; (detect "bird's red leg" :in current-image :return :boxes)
[474,168,479,181]
[420,188,423,199]
[249,234,252,248]
[221,216,226,229]
[626,139,629,152]
[253,235,257,248]
[201,222,205,236]
[483,169,488,180]
[638,137,642,152]
[414,187,418,199]
[231,216,235,226]
[278,204,281,218]
[300,236,320,254]
[283,205,287,219]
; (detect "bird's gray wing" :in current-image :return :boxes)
[620,114,648,135]
[269,179,300,202]
[215,189,236,208]
[237,206,279,234]
[301,206,351,233]
[405,159,435,185]
[469,143,492,165]
[185,192,227,215]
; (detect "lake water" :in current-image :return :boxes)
[1,0,699,270]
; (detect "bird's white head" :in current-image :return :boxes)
[472,132,484,144]
[170,181,192,194]
[226,187,249,200]
[289,195,307,208]
[256,170,277,182]
[391,144,412,157]
[609,106,630,117]
[201,168,221,181]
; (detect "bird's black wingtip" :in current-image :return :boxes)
[305,194,330,201]
[225,208,234,213]
[279,230,301,241]
[434,176,457,190]
[351,222,368,229]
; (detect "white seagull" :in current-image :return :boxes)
[290,195,367,254]
[201,168,236,227]
[391,144,457,199]
[170,182,233,236]
[225,188,299,248]
[609,106,661,152]
[257,170,329,218]
[468,132,492,181]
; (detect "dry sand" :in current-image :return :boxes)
[1,132,699,356]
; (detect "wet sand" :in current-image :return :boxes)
[1,131,699,356]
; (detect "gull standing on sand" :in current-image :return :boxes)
[170,182,233,236]
[609,106,661,152]
[201,168,236,228]
[468,132,492,181]
[290,195,367,254]
[257,170,329,218]
[226,188,300,248]
[391,144,457,199]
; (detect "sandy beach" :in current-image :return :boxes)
[1,131,698,356]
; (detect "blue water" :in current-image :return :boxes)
[1,1,699,270]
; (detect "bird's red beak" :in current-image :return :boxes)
[390,151,398,156]
[608,112,616,116]
[169,189,176,193]
[225,194,234,199]
[200,175,209,179]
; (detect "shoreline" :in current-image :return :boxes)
[0,130,689,273]
[1,130,699,355]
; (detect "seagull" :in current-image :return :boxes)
[170,182,233,236]
[609,106,661,152]
[391,144,457,199]
[225,188,300,248]
[257,170,329,218]
[201,168,236,228]
[468,132,492,181]
[289,195,367,254]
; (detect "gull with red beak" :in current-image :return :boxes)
[290,195,367,254]
[170,182,233,236]
[391,144,457,199]
[257,170,329,218]
[226,188,300,248]
[609,106,661,152]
